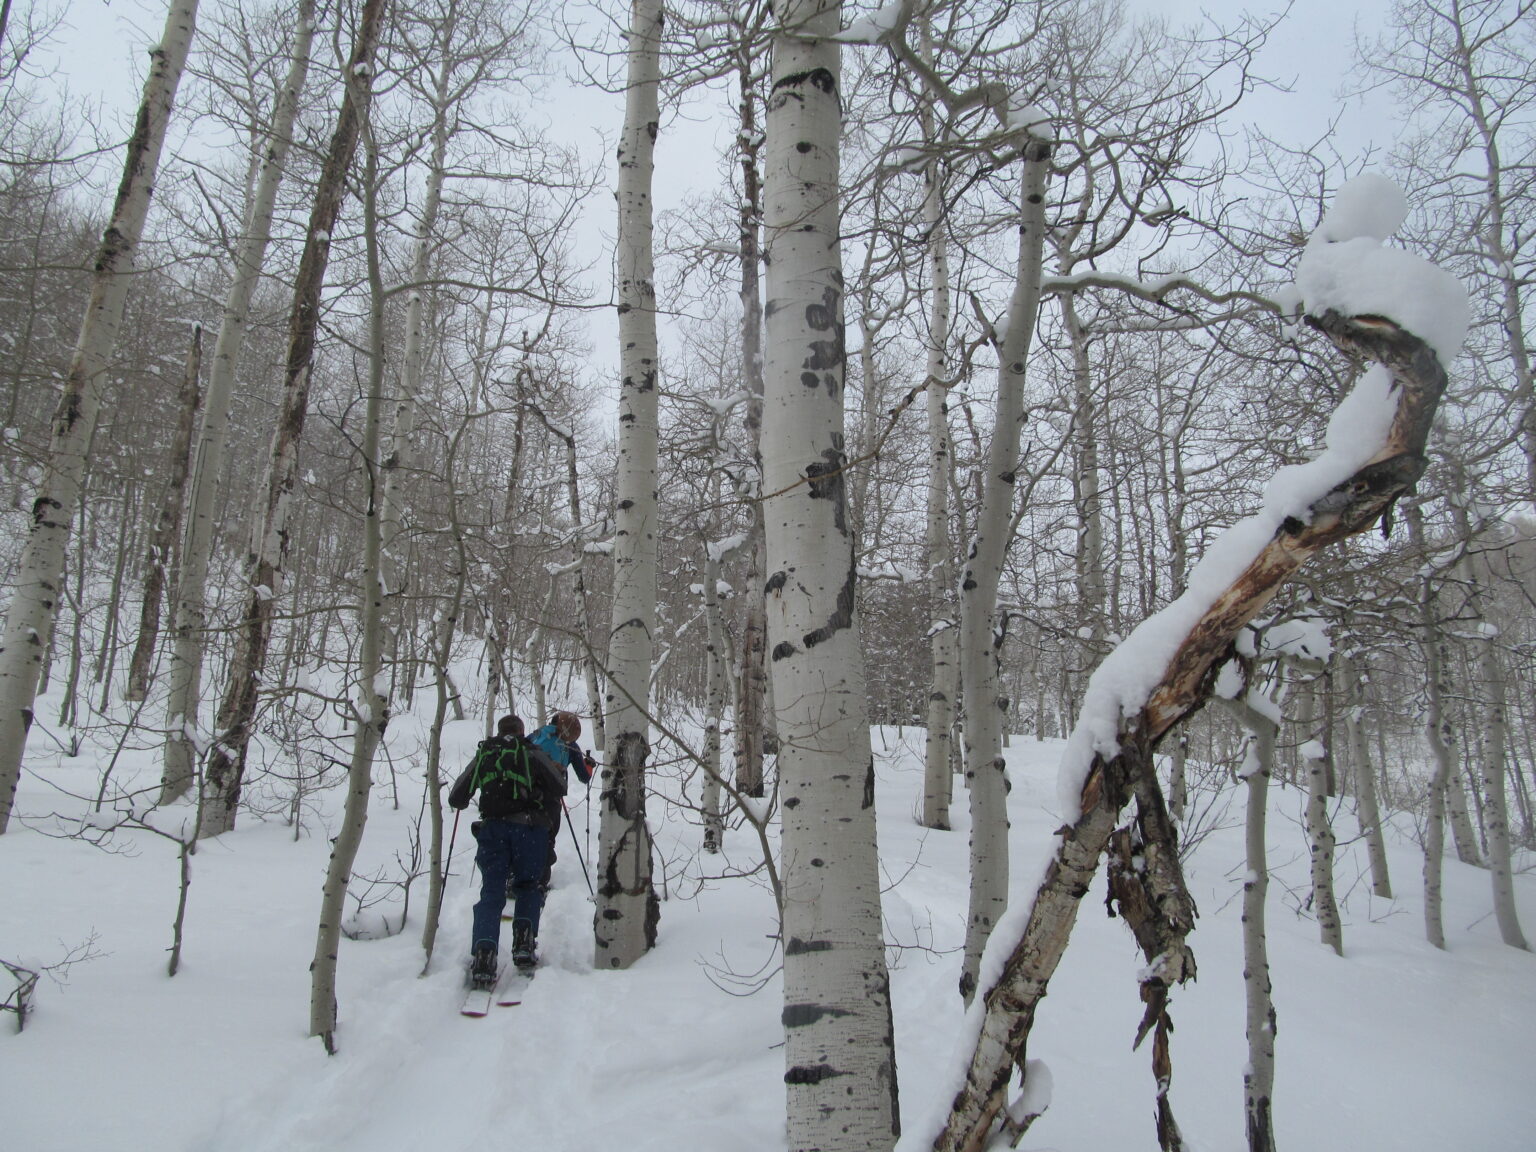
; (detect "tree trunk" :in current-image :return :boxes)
[310,134,391,1050]
[0,0,199,831]
[1340,651,1391,898]
[1298,671,1343,955]
[702,510,728,854]
[594,0,662,970]
[957,137,1051,1002]
[1410,503,1452,951]
[733,32,769,798]
[763,3,899,1146]
[1222,687,1279,1152]
[419,478,467,968]
[919,47,957,832]
[126,324,202,702]
[161,0,317,805]
[200,0,384,838]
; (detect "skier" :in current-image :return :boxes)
[524,710,595,891]
[448,714,566,988]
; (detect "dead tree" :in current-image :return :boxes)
[931,309,1455,1152]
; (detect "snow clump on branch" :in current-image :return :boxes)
[1290,171,1469,364]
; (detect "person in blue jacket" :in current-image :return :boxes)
[525,711,595,891]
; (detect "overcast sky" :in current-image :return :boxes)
[35,0,1397,392]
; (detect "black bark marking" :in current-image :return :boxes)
[772,640,796,661]
[785,1063,844,1085]
[785,936,833,955]
[783,1002,853,1028]
[772,67,841,111]
[803,281,845,396]
[802,564,855,650]
[765,570,787,595]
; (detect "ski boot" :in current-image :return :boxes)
[511,920,537,972]
[469,944,497,991]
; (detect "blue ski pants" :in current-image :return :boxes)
[470,817,549,955]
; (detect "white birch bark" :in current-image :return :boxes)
[200,0,384,838]
[310,135,390,1050]
[1450,487,1530,949]
[0,0,199,831]
[160,0,316,806]
[702,516,727,854]
[1297,671,1343,955]
[918,49,957,832]
[1221,686,1279,1152]
[763,3,898,1145]
[1473,624,1527,948]
[1446,752,1483,866]
[594,0,662,969]
[1063,293,1106,686]
[957,136,1051,1001]
[125,323,202,702]
[1340,651,1391,898]
[379,4,458,592]
[419,448,469,968]
[733,32,769,798]
[1408,503,1452,950]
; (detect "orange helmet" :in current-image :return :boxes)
[553,711,581,742]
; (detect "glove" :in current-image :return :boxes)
[584,752,597,772]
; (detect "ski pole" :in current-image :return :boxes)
[443,808,462,905]
[562,797,595,897]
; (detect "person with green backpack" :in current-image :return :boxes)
[448,714,566,987]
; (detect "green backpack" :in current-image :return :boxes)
[469,739,539,816]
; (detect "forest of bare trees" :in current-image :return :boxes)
[0,0,1531,1148]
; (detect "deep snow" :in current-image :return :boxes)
[3,705,1534,1152]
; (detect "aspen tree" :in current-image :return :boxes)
[124,324,201,702]
[160,0,317,806]
[918,18,957,832]
[0,0,199,832]
[1297,669,1343,955]
[1219,661,1281,1152]
[1339,650,1391,898]
[732,15,770,799]
[310,131,390,1053]
[762,1,899,1146]
[957,136,1051,1001]
[595,0,663,969]
[200,0,385,838]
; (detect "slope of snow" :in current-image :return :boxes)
[2,711,1533,1151]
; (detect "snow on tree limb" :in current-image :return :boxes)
[916,175,1464,1152]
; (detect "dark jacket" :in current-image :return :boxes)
[448,735,566,825]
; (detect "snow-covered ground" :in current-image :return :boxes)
[4,710,1533,1151]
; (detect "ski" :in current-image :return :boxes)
[459,959,506,1018]
[496,968,533,1007]
[500,970,537,1007]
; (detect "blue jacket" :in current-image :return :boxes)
[530,724,594,785]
